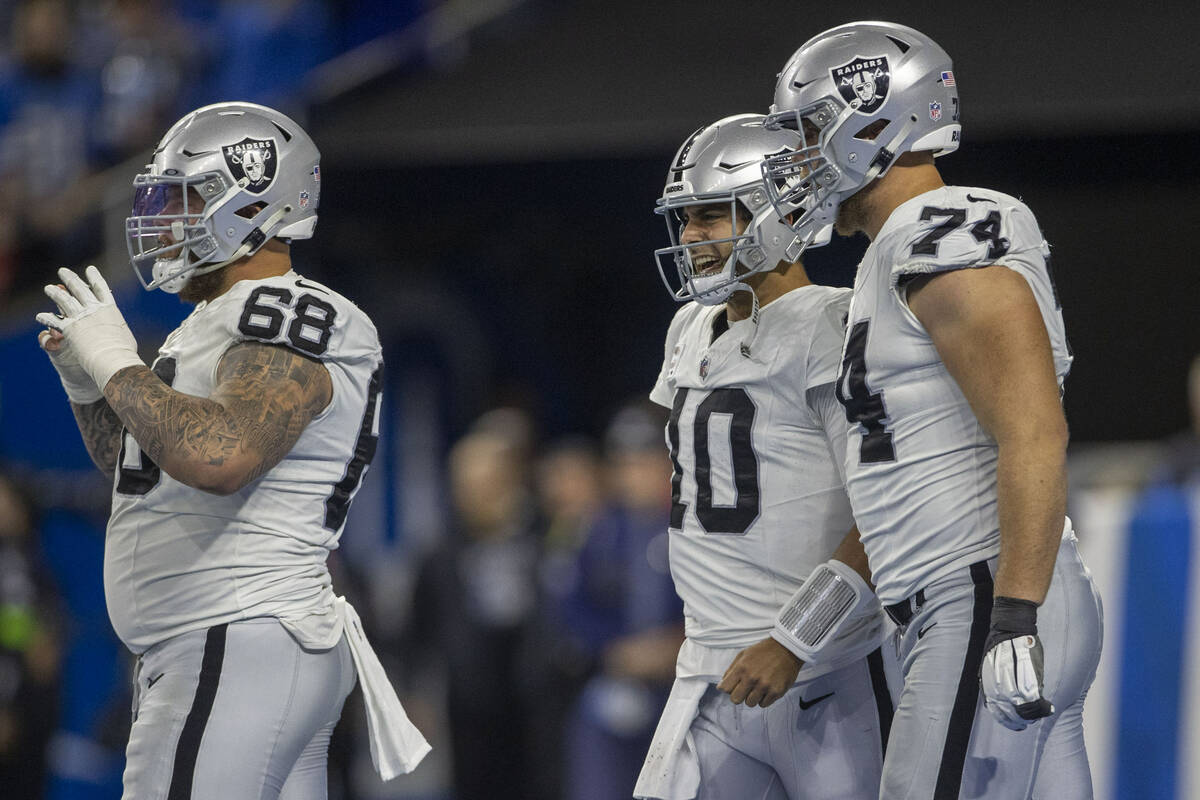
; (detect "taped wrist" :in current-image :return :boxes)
[984,596,1039,653]
[771,559,876,663]
[51,357,104,404]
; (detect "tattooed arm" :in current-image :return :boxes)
[102,342,333,495]
[71,399,124,476]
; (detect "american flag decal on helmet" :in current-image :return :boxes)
[940,70,956,86]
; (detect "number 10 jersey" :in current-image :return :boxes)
[105,271,383,653]
[838,186,1073,605]
[651,285,875,660]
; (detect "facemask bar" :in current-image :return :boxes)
[653,193,762,305]
[125,171,234,290]
[761,98,858,250]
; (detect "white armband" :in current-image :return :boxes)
[770,559,878,663]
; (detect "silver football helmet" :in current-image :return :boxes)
[125,102,321,293]
[654,113,816,306]
[762,22,960,249]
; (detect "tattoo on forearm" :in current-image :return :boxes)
[71,399,124,475]
[104,343,331,490]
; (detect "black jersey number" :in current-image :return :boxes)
[324,367,382,531]
[667,387,760,535]
[115,357,177,495]
[835,321,896,464]
[910,206,1010,261]
[238,287,337,357]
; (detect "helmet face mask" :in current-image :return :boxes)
[655,191,769,306]
[125,102,321,294]
[762,22,961,248]
[654,114,806,306]
[127,173,231,294]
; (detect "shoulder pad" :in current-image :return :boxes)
[891,190,1048,285]
[221,275,380,362]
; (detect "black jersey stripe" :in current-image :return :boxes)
[167,623,228,800]
[933,561,993,799]
[866,646,894,759]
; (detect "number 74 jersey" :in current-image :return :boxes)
[105,270,383,653]
[650,286,861,651]
[837,186,1072,605]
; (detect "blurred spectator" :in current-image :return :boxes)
[526,436,604,799]
[0,472,61,798]
[537,435,603,556]
[82,0,200,163]
[559,401,684,800]
[0,0,105,298]
[410,409,546,800]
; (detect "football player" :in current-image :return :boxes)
[36,103,430,798]
[634,113,895,800]
[762,22,1104,797]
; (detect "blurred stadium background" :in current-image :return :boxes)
[0,0,1196,798]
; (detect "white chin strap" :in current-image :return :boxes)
[149,204,293,294]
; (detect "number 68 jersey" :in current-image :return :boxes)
[838,186,1073,606]
[651,285,880,666]
[105,271,383,653]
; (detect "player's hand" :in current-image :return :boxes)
[37,266,143,392]
[38,323,104,404]
[717,637,802,707]
[980,596,1054,731]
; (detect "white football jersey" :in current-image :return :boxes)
[838,186,1072,604]
[105,271,383,653]
[651,285,882,669]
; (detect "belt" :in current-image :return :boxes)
[883,560,995,627]
[885,590,925,626]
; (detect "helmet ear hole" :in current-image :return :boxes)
[853,120,889,141]
[235,202,266,219]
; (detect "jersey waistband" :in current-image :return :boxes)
[882,517,1076,627]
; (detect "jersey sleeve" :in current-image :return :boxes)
[891,192,1049,289]
[806,382,851,486]
[649,305,692,408]
[803,290,851,391]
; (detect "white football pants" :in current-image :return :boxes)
[122,616,356,800]
[879,534,1104,799]
[692,649,897,800]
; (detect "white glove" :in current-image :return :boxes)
[38,328,103,404]
[36,266,144,392]
[980,597,1055,731]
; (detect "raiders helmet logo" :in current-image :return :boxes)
[223,137,278,194]
[831,55,890,114]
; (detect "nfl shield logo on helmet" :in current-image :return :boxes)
[298,190,310,208]
[929,101,943,121]
[832,55,890,114]
[223,137,278,195]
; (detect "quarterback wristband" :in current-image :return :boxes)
[771,559,877,664]
[983,596,1039,653]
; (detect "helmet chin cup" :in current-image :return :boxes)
[151,255,191,294]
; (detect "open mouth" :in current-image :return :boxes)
[691,255,723,277]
